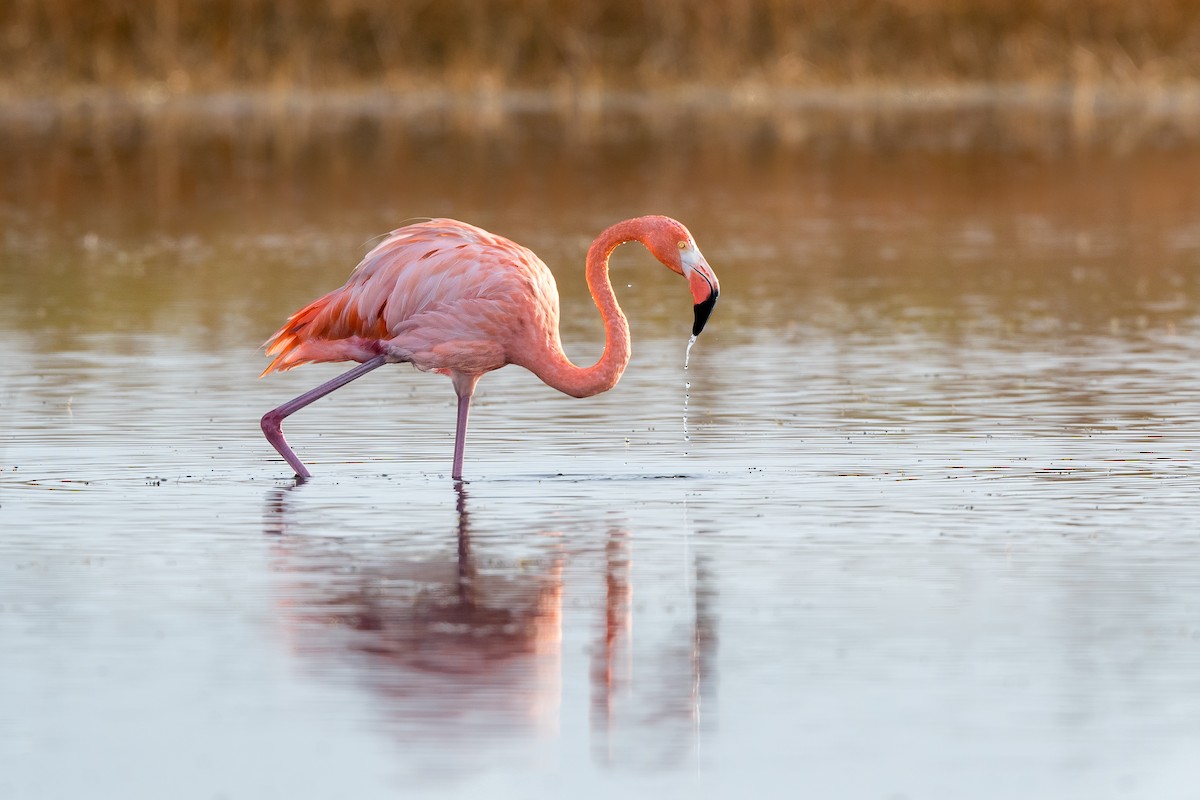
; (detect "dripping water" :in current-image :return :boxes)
[683,334,697,443]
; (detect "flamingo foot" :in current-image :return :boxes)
[262,410,312,479]
[259,355,389,478]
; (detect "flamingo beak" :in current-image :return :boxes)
[688,262,720,336]
[693,292,718,336]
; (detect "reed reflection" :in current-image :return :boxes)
[4,105,1199,356]
[264,482,718,770]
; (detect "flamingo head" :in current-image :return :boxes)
[642,216,721,336]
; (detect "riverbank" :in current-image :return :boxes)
[4,81,1200,162]
[6,0,1200,96]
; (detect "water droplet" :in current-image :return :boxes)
[683,334,697,443]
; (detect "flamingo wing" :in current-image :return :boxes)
[262,219,558,376]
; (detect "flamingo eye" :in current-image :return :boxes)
[677,241,687,250]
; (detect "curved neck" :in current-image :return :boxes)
[533,220,643,398]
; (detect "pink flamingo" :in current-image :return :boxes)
[260,216,719,480]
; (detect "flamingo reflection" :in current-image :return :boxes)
[266,482,563,742]
[590,533,719,768]
[264,481,717,769]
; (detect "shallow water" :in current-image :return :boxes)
[3,103,1200,799]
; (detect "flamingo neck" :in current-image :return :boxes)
[535,219,641,398]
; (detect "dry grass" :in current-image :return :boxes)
[3,0,1200,95]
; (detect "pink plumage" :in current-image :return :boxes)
[262,219,558,378]
[260,216,720,480]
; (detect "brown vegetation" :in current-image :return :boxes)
[3,0,1200,95]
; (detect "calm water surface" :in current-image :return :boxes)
[2,103,1200,799]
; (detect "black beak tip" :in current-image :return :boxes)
[692,292,718,336]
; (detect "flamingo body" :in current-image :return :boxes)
[263,220,560,381]
[260,216,719,479]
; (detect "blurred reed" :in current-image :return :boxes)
[3,0,1200,95]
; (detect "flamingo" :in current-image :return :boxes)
[260,216,720,480]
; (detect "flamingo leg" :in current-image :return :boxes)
[261,355,388,478]
[450,373,481,481]
[452,391,471,481]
